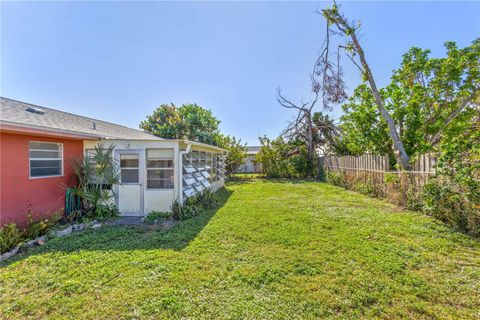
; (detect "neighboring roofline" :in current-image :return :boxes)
[0,120,101,140]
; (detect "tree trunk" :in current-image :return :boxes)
[429,89,479,146]
[306,112,314,177]
[350,33,411,170]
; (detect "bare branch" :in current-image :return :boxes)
[429,88,480,146]
[277,89,304,110]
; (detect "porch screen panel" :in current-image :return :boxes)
[211,154,218,181]
[206,153,212,180]
[146,149,174,189]
[217,153,226,180]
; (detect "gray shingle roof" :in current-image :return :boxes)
[247,146,261,154]
[0,97,161,140]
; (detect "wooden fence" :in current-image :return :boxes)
[324,154,390,173]
[324,153,436,175]
[322,153,437,206]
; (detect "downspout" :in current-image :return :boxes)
[178,143,192,204]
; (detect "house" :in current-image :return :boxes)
[236,146,261,173]
[0,97,225,226]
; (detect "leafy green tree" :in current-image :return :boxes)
[312,111,348,156]
[340,84,394,162]
[386,40,479,155]
[214,134,247,176]
[256,136,312,178]
[339,40,480,166]
[140,103,220,145]
[421,112,480,236]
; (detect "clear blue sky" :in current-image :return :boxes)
[1,1,479,145]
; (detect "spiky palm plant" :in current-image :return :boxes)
[72,144,120,215]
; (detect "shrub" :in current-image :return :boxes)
[422,177,479,237]
[24,213,61,240]
[87,204,120,221]
[1,211,66,254]
[171,199,199,220]
[384,173,399,184]
[172,189,219,220]
[317,165,326,181]
[0,223,22,254]
[405,187,423,212]
[144,211,172,224]
[326,171,345,187]
[196,188,218,209]
[353,181,377,197]
[71,144,120,218]
[256,137,319,178]
[419,123,480,237]
[214,134,248,176]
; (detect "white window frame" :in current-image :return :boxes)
[146,149,174,190]
[29,141,64,179]
[119,153,141,185]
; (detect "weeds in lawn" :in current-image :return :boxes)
[144,211,172,224]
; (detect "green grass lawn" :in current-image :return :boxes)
[1,180,479,319]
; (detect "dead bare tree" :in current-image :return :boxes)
[317,1,411,170]
[312,112,345,156]
[277,87,318,175]
[277,72,344,176]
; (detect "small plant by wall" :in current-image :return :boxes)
[144,211,172,224]
[0,211,61,255]
[23,213,61,240]
[172,189,219,220]
[0,223,22,254]
[71,144,120,221]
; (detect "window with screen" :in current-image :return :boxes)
[120,154,139,183]
[146,149,174,189]
[211,154,218,181]
[192,151,199,170]
[206,152,212,180]
[29,142,63,178]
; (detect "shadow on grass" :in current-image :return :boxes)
[1,188,233,266]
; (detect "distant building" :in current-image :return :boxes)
[236,146,262,173]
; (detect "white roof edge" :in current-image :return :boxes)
[179,139,226,152]
[97,137,225,151]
